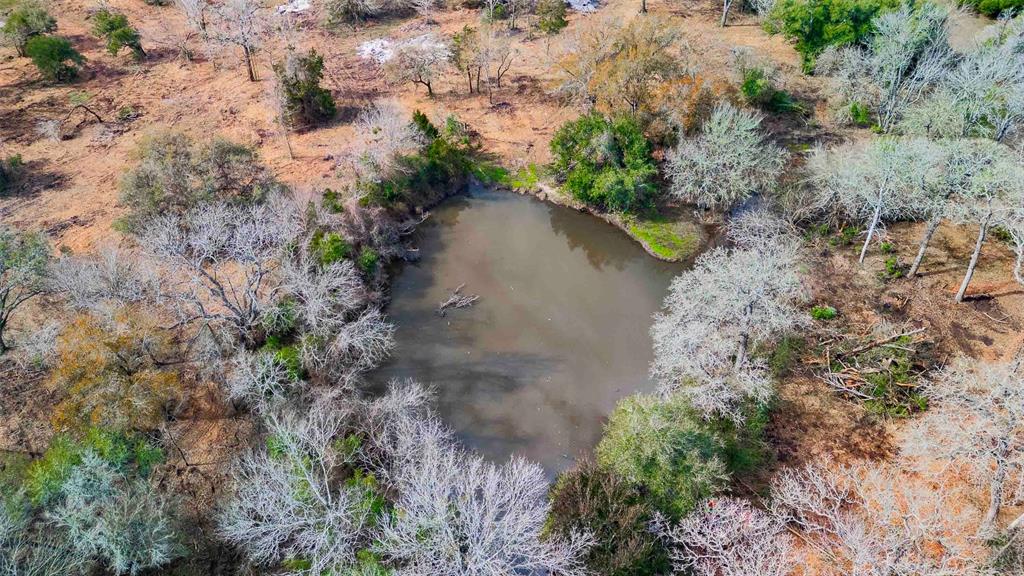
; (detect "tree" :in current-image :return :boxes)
[0,228,49,354]
[771,461,983,574]
[809,136,940,263]
[594,393,729,519]
[376,436,590,575]
[535,0,567,34]
[274,49,336,128]
[24,35,83,82]
[816,2,951,132]
[450,26,482,93]
[50,451,181,574]
[91,10,145,60]
[209,0,262,81]
[556,16,684,117]
[549,113,657,213]
[949,147,1023,302]
[765,0,901,72]
[49,246,162,314]
[218,407,378,574]
[907,139,1001,277]
[0,1,56,56]
[347,99,421,184]
[48,310,181,434]
[382,34,448,96]
[547,459,671,576]
[666,103,786,212]
[658,497,795,576]
[142,197,302,346]
[651,218,804,421]
[903,357,1024,535]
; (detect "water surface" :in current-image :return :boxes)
[372,186,686,474]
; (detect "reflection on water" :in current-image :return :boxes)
[370,185,686,475]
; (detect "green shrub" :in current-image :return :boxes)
[848,101,873,126]
[550,113,657,213]
[879,255,906,281]
[362,113,473,207]
[119,132,281,231]
[24,428,163,506]
[536,0,568,34]
[262,335,303,381]
[322,188,345,213]
[738,66,800,112]
[92,9,144,60]
[768,335,805,377]
[357,247,379,274]
[0,2,56,56]
[547,459,671,576]
[810,304,837,320]
[0,154,24,196]
[766,0,901,72]
[595,393,728,519]
[310,230,351,266]
[24,35,83,82]
[959,0,1023,16]
[274,49,336,129]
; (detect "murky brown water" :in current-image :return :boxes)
[371,186,686,474]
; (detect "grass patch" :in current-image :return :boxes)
[627,217,700,261]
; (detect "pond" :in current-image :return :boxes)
[371,185,689,475]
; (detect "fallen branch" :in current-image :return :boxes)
[437,283,479,316]
[839,327,925,359]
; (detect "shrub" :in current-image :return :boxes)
[0,1,56,56]
[536,0,568,34]
[595,393,728,519]
[357,246,379,274]
[547,460,671,576]
[91,10,144,60]
[550,113,657,213]
[24,35,83,82]
[0,154,24,196]
[738,64,800,113]
[310,230,352,266]
[274,49,336,129]
[766,0,901,72]
[24,427,163,506]
[810,304,837,320]
[960,0,1023,16]
[0,227,49,353]
[119,132,281,231]
[48,310,182,434]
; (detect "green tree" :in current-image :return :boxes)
[550,113,656,213]
[766,0,901,72]
[0,228,49,353]
[24,35,83,82]
[92,10,145,60]
[274,49,336,129]
[0,154,25,196]
[536,0,568,35]
[595,393,729,519]
[0,2,56,56]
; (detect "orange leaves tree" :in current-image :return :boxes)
[48,309,181,434]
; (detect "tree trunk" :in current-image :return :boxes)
[467,70,474,93]
[734,303,753,370]
[981,439,1011,535]
[720,0,731,26]
[909,216,941,276]
[426,80,433,96]
[640,0,646,12]
[955,209,992,303]
[243,45,257,82]
[859,202,882,264]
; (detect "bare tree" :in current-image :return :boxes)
[950,149,1024,302]
[382,34,449,96]
[478,25,516,98]
[218,406,376,575]
[658,497,795,576]
[809,137,941,263]
[0,228,50,354]
[817,2,952,133]
[209,0,263,81]
[651,219,805,422]
[903,357,1024,535]
[376,439,591,575]
[142,197,302,346]
[666,103,786,213]
[346,99,421,185]
[49,245,161,313]
[771,461,982,574]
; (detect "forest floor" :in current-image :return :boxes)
[1,0,1022,532]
